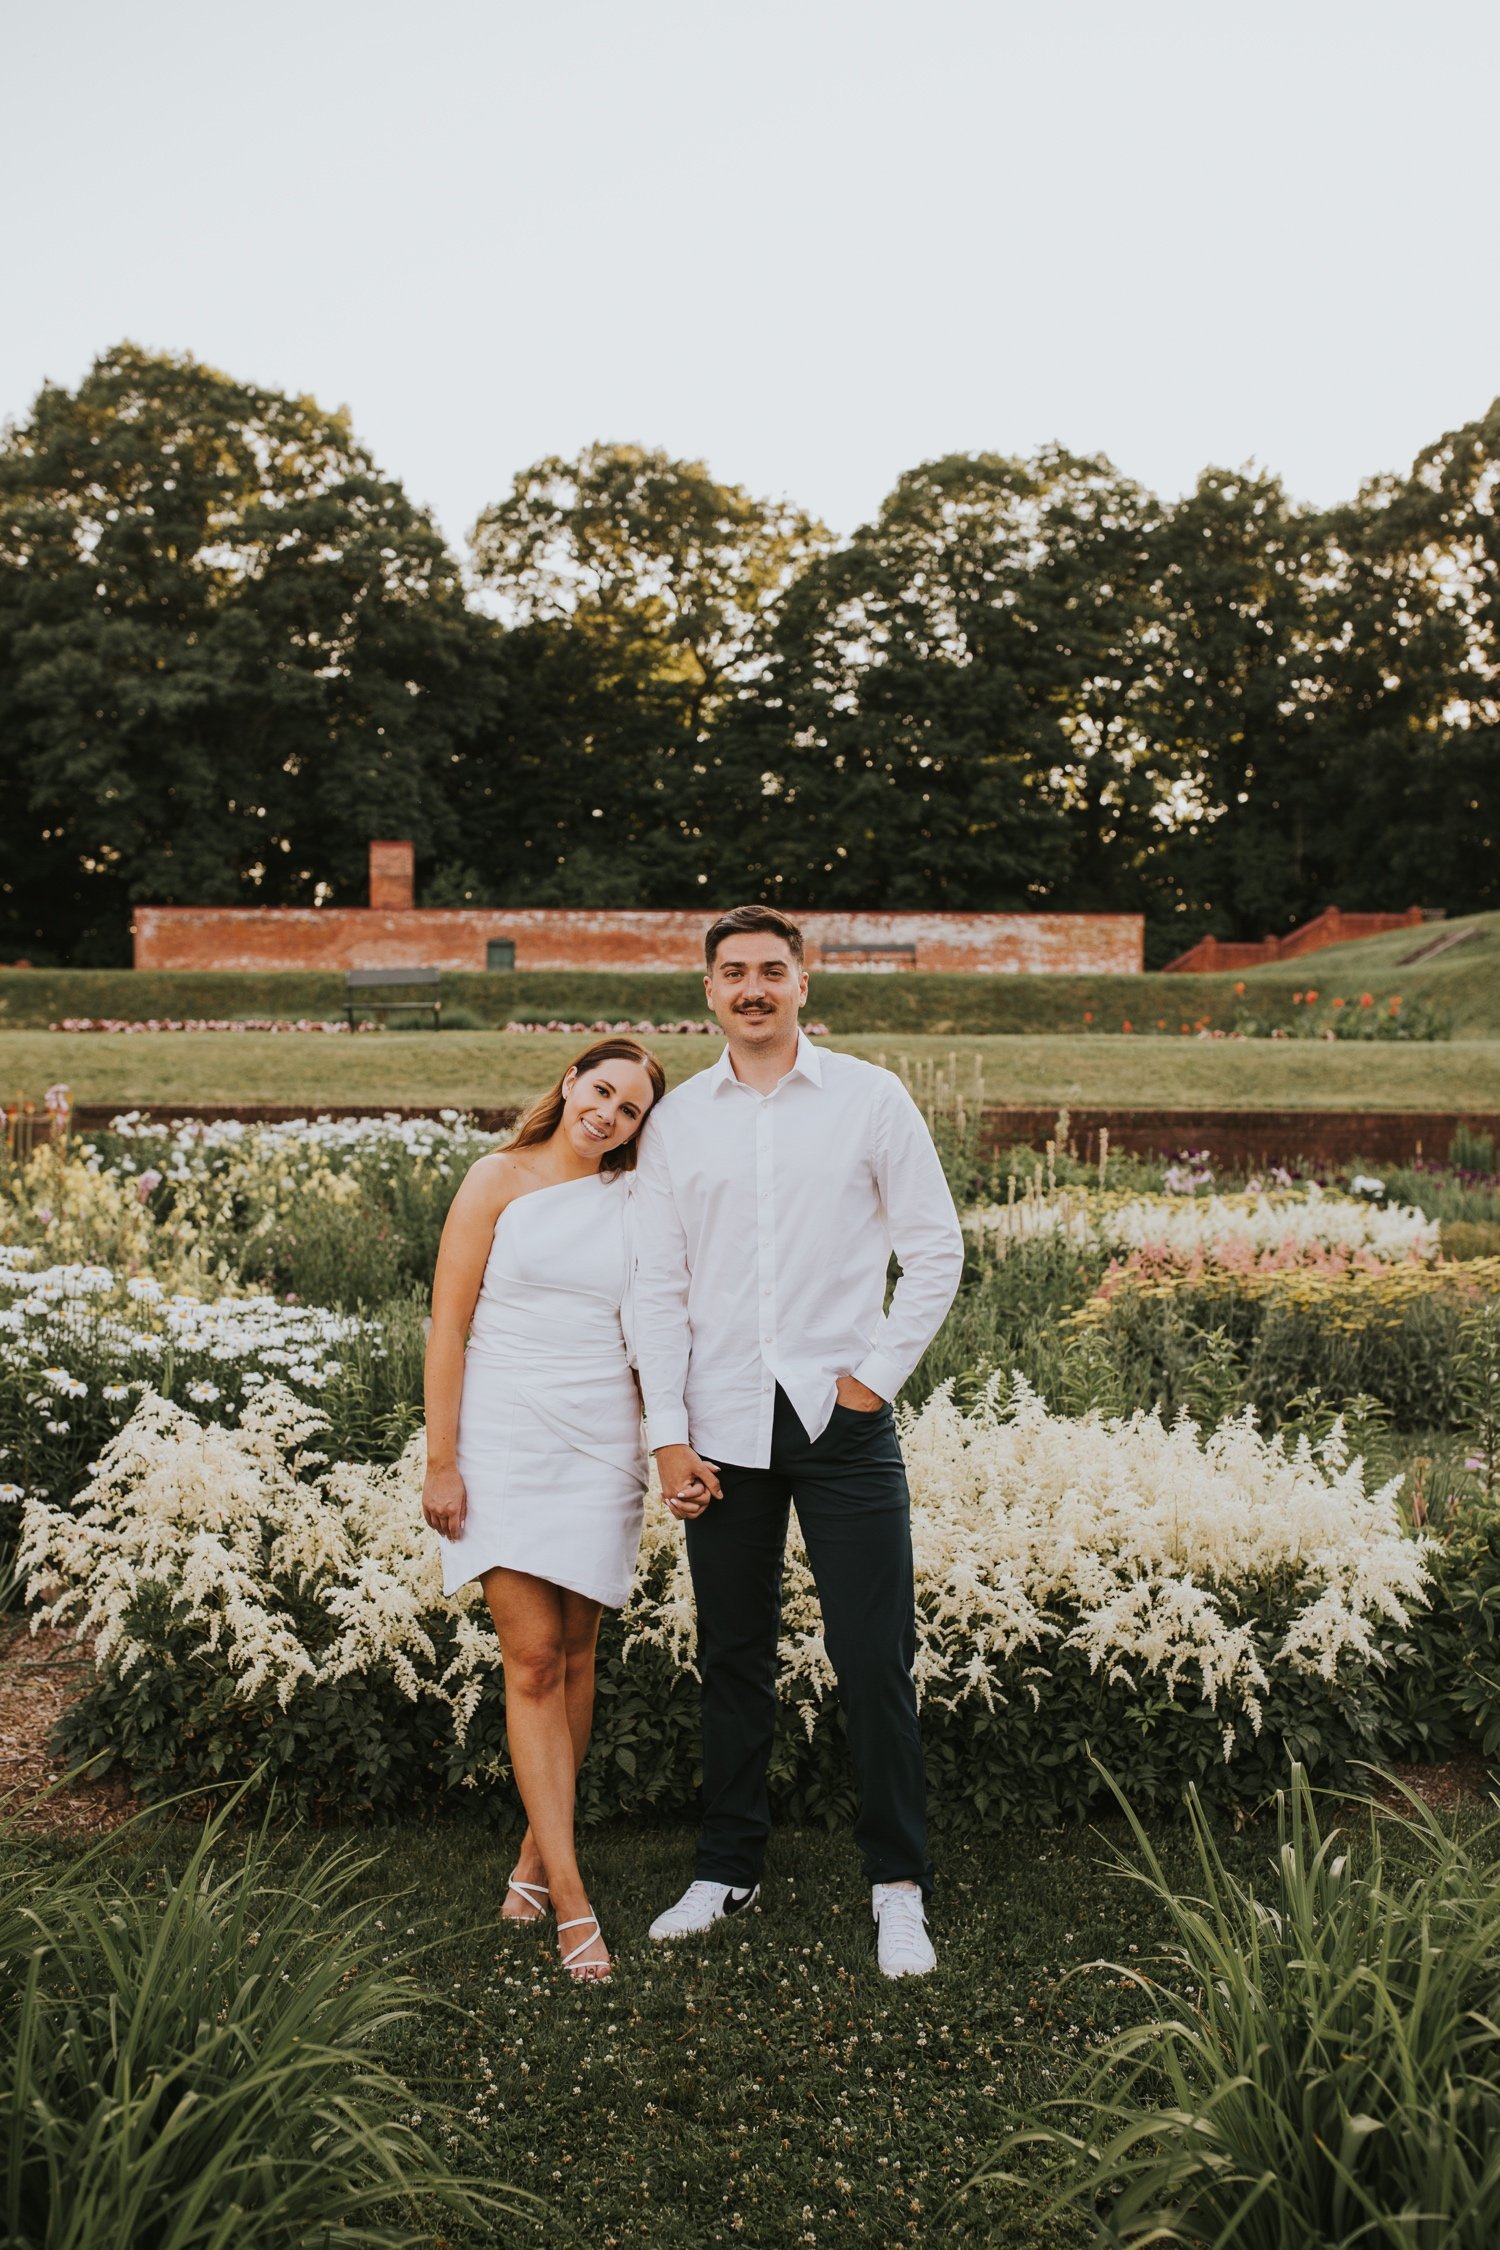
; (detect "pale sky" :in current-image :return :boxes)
[5,0,1498,550]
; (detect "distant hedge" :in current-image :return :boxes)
[0,965,1359,1037]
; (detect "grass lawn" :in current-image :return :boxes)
[3,1028,1498,1114]
[16,1800,1492,2248]
[0,1807,1277,2249]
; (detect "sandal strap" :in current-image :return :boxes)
[558,1913,604,1970]
[506,1877,550,1913]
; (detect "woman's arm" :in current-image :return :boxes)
[421,1153,513,1538]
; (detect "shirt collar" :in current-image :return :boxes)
[709,1028,824,1094]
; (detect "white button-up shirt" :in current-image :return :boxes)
[631,1032,965,1467]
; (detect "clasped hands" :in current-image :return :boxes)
[656,1376,886,1521]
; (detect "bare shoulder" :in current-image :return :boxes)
[453,1147,533,1219]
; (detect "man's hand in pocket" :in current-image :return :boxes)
[835,1375,886,1413]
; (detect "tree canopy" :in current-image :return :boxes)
[1,347,1494,964]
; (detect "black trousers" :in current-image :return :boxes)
[685,1384,932,1896]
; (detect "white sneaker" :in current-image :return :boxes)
[648,1878,760,1941]
[872,1882,935,1978]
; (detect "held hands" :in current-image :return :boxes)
[656,1443,722,1522]
[422,1463,468,1539]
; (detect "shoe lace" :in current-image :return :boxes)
[679,1881,728,1914]
[878,1889,926,1945]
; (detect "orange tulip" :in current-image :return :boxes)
[1332,996,1345,1009]
[1234,980,1246,996]
[1359,992,1374,1008]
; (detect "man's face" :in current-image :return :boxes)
[704,935,808,1047]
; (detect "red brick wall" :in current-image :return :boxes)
[133,905,1144,975]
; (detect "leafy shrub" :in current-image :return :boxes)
[26,1378,1435,1827]
[975,1766,1500,2247]
[0,1805,519,2248]
[1071,1259,1500,1431]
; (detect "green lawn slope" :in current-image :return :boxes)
[3,912,1498,1039]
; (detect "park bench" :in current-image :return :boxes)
[344,966,442,1029]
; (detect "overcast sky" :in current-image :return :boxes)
[6,0,1498,551]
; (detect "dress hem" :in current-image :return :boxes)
[443,1554,633,1611]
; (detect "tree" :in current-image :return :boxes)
[732,448,1166,911]
[1305,403,1499,918]
[466,444,830,904]
[0,344,480,962]
[1142,466,1327,953]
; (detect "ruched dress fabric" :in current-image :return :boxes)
[440,1173,647,1609]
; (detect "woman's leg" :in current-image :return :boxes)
[505,1589,604,1904]
[483,1567,608,1973]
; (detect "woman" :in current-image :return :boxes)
[422,1037,674,1983]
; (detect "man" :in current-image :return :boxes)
[631,905,964,1978]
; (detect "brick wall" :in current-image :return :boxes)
[133,905,1144,975]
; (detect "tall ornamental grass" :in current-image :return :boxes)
[0,1804,523,2249]
[976,1767,1500,2248]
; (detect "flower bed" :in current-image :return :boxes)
[22,1377,1436,1824]
[965,1183,1440,1276]
[47,1017,379,1033]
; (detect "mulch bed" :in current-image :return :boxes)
[0,1620,134,1835]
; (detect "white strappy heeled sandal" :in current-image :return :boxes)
[503,1875,550,1923]
[557,1910,611,1983]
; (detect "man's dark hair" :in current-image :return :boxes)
[704,904,806,971]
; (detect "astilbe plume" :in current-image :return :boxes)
[22,1377,1429,1761]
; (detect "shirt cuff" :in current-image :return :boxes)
[853,1349,906,1405]
[645,1408,692,1451]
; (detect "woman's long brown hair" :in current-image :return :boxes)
[506,1037,667,1176]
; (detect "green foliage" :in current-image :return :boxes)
[976,1767,1500,2247]
[0,1804,520,2247]
[51,1550,1423,1834]
[1231,993,1452,1041]
[0,345,489,966]
[1075,1270,1496,1433]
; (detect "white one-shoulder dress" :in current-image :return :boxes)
[439,1172,647,1609]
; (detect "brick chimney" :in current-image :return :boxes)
[369,840,415,911]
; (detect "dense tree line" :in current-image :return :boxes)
[1,344,1494,965]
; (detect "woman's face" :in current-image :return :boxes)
[559,1057,657,1161]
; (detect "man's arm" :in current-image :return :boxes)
[631,1122,721,1500]
[852,1076,965,1404]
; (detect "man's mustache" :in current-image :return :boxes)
[733,1001,774,1014]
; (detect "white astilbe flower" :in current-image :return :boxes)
[21,1374,1430,1761]
[964,1183,1439,1270]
